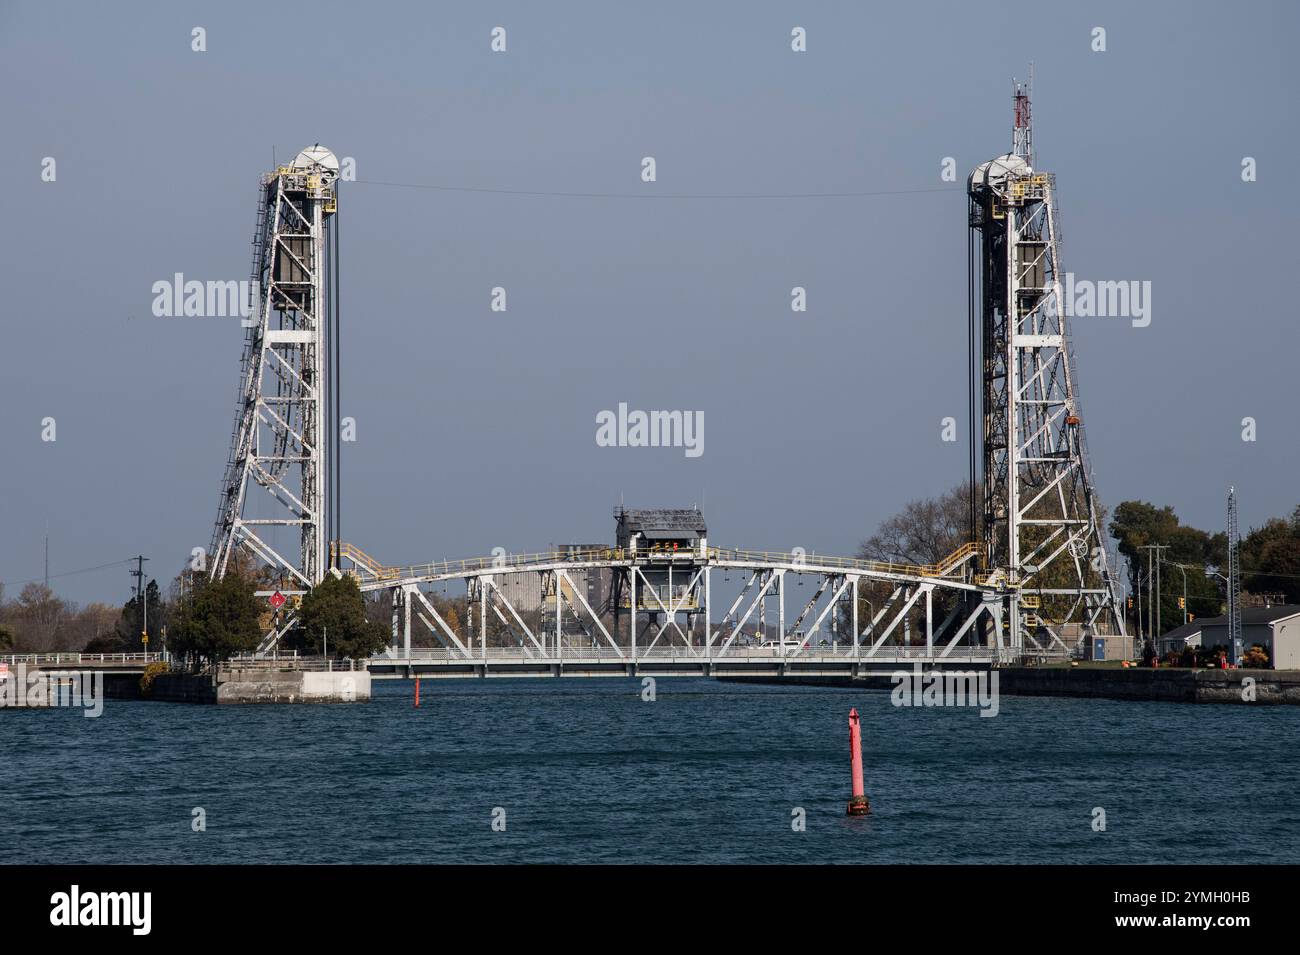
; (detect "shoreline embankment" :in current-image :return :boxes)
[720,667,1300,704]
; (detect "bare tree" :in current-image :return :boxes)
[11,583,69,652]
[857,481,978,567]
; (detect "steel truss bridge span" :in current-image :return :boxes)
[308,541,1088,672]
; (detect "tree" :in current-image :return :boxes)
[1109,501,1224,635]
[1241,507,1300,604]
[12,583,68,652]
[0,624,12,652]
[64,603,121,652]
[847,482,981,645]
[114,579,170,652]
[169,572,262,664]
[295,574,388,659]
[857,481,977,567]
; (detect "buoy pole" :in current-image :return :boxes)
[414,677,421,708]
[847,707,870,816]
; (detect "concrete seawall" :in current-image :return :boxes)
[104,668,370,704]
[998,667,1300,704]
[722,667,1300,704]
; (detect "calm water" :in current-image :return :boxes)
[2,678,1298,864]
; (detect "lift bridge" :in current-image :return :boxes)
[208,84,1125,679]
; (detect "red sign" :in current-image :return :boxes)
[269,591,286,610]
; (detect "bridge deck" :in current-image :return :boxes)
[367,647,1015,679]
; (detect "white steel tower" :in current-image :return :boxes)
[210,145,340,591]
[967,81,1125,649]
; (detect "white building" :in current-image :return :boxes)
[1195,605,1300,669]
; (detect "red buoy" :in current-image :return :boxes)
[847,707,870,815]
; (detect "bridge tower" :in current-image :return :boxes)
[210,146,341,591]
[966,80,1125,650]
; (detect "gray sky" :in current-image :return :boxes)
[2,0,1297,604]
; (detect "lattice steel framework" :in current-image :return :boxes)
[967,81,1124,647]
[210,146,340,589]
[335,542,1007,670]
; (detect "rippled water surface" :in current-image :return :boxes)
[3,678,1297,864]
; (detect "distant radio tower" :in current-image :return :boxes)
[1227,486,1242,664]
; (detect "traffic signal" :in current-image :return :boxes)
[1127,597,1134,610]
[1177,597,1186,609]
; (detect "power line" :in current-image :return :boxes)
[1164,560,1300,582]
[2,557,138,590]
[352,178,962,201]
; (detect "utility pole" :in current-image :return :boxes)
[1144,545,1175,641]
[1135,568,1144,646]
[1142,544,1170,648]
[130,555,150,653]
[1144,546,1154,647]
[1228,486,1242,665]
[1156,545,1169,642]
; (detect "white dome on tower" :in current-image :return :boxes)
[968,153,1032,194]
[291,144,340,179]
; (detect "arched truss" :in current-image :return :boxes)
[330,544,1078,677]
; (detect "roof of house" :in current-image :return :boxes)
[1161,620,1204,642]
[615,508,707,535]
[1194,605,1300,628]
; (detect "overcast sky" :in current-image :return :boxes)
[2,0,1296,605]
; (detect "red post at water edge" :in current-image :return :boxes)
[414,677,421,708]
[847,707,870,815]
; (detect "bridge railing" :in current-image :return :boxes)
[339,541,981,585]
[225,653,364,672]
[1,652,164,667]
[342,547,633,583]
[713,543,978,580]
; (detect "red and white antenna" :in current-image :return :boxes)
[1012,64,1034,164]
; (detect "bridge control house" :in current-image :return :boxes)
[612,508,709,640]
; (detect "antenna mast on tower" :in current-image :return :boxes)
[1012,67,1033,165]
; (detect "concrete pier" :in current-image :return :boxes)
[104,667,371,704]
